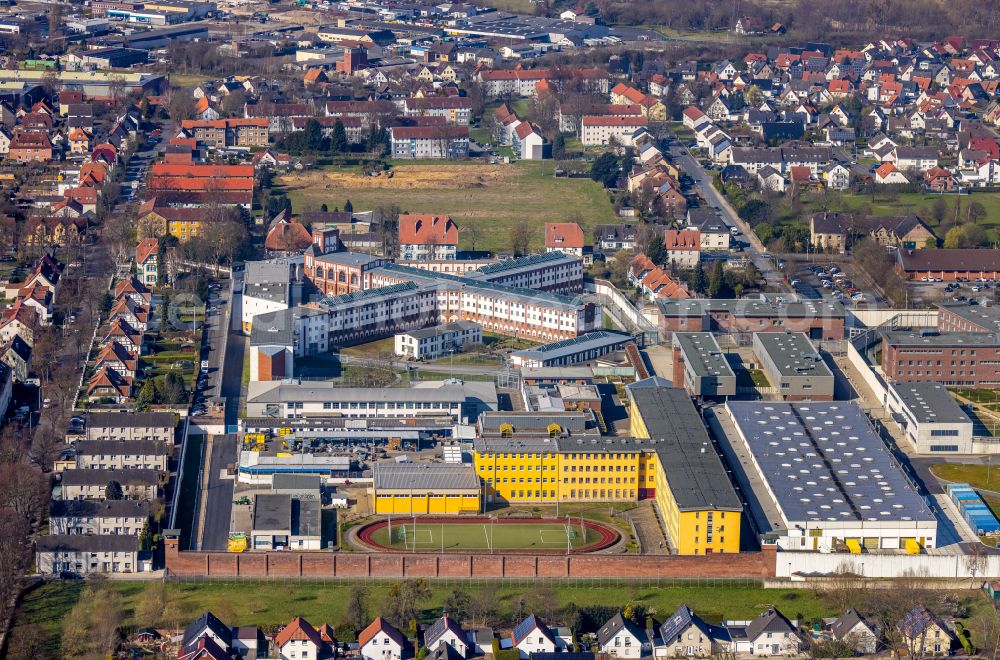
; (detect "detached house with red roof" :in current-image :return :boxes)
[135,238,158,287]
[580,115,648,146]
[274,616,333,660]
[399,214,459,261]
[664,229,702,269]
[360,617,411,660]
[545,222,588,264]
[7,131,52,162]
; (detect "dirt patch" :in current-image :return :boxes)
[279,163,516,192]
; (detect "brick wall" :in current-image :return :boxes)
[164,537,776,578]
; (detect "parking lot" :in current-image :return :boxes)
[789,261,870,306]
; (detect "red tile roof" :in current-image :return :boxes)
[399,214,458,245]
[275,617,324,649]
[545,222,585,249]
[663,229,701,250]
[136,238,158,265]
[151,163,254,178]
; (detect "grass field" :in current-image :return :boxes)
[368,520,603,551]
[12,579,851,656]
[803,191,1000,234]
[930,463,1000,493]
[278,161,615,253]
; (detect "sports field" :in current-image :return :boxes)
[360,517,617,552]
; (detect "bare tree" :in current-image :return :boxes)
[509,222,535,256]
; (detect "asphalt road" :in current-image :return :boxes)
[197,279,244,552]
[668,145,786,291]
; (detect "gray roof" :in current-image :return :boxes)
[883,330,997,347]
[511,331,631,362]
[75,440,168,456]
[49,499,149,519]
[673,332,735,378]
[726,401,935,525]
[36,534,138,552]
[314,251,384,267]
[629,387,742,511]
[830,609,874,641]
[660,605,711,645]
[890,382,972,425]
[937,302,1000,332]
[253,493,291,532]
[244,281,289,304]
[247,379,497,407]
[400,321,481,341]
[472,251,577,278]
[318,281,419,308]
[294,497,321,538]
[373,462,480,492]
[425,615,466,648]
[744,609,797,641]
[272,473,322,493]
[374,263,590,311]
[597,613,647,647]
[753,332,833,378]
[60,468,162,486]
[85,411,175,429]
[657,297,845,319]
[478,410,593,433]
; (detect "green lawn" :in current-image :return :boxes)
[953,388,1000,404]
[12,579,848,655]
[803,191,1000,234]
[279,161,615,253]
[369,521,603,551]
[930,463,1000,492]
[340,337,395,358]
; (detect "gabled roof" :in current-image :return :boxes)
[745,608,796,641]
[399,214,458,246]
[360,617,408,649]
[136,238,158,265]
[265,218,313,253]
[830,609,875,641]
[597,613,647,647]
[182,611,232,649]
[424,614,466,648]
[545,222,585,249]
[659,605,711,644]
[275,617,324,649]
[512,615,554,646]
[178,636,230,660]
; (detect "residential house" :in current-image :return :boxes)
[597,613,648,659]
[361,618,410,660]
[1,335,31,382]
[897,606,953,657]
[726,609,801,657]
[424,614,470,657]
[35,535,141,575]
[593,224,636,252]
[545,222,586,260]
[390,126,469,159]
[275,617,329,660]
[49,499,149,536]
[135,238,158,287]
[657,605,720,658]
[399,214,459,261]
[828,609,879,655]
[511,615,571,659]
[874,162,909,185]
[67,127,91,154]
[580,116,648,146]
[8,131,52,162]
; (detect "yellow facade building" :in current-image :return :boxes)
[628,385,743,555]
[372,462,481,515]
[471,385,743,555]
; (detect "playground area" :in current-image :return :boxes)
[356,517,620,553]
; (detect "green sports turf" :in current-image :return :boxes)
[369,521,602,551]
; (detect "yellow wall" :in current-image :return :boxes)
[374,492,480,515]
[628,397,649,438]
[474,449,559,504]
[557,449,642,502]
[168,219,202,241]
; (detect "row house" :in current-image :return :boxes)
[179,118,270,148]
[475,67,608,98]
[401,96,473,125]
[494,104,547,160]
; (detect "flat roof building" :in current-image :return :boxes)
[657,297,845,341]
[881,330,1000,388]
[751,332,834,401]
[671,332,736,397]
[724,401,937,553]
[251,492,322,550]
[937,302,1000,333]
[372,462,481,515]
[245,380,497,424]
[394,321,482,361]
[886,381,974,454]
[510,331,632,369]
